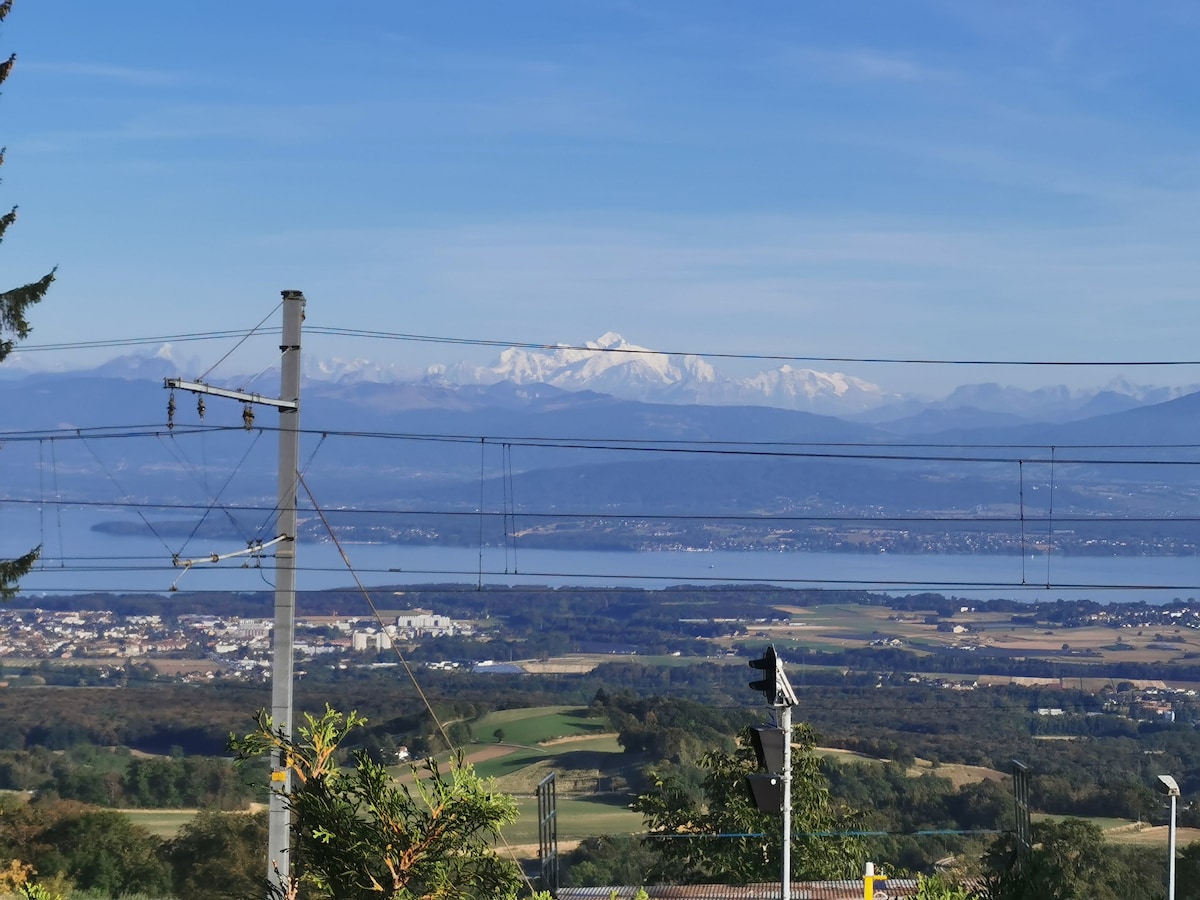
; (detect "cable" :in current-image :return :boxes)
[293,473,542,893]
[76,433,174,557]
[302,327,1200,369]
[15,329,282,352]
[16,563,1200,593]
[645,829,1003,839]
[478,439,485,591]
[1019,462,1026,585]
[199,301,284,383]
[10,420,1200,458]
[18,322,1200,368]
[12,416,1200,597]
[158,429,265,557]
[1046,448,1056,589]
[14,496,1200,525]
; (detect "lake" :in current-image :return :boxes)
[8,505,1200,604]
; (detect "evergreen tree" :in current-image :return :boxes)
[0,0,54,598]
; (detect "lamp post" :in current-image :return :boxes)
[1158,774,1181,900]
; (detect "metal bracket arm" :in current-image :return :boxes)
[172,534,290,568]
[164,378,298,411]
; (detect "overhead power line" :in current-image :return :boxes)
[11,496,1200,529]
[305,327,1200,368]
[6,422,1200,466]
[15,329,282,352]
[14,324,1200,368]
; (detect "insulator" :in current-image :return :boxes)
[167,392,176,430]
[197,396,206,419]
[242,405,255,430]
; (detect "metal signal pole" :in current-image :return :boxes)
[163,290,305,895]
[779,700,792,900]
[747,646,799,900]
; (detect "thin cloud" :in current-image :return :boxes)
[781,47,953,85]
[22,61,185,87]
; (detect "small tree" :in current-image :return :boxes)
[914,872,980,900]
[164,809,270,900]
[981,818,1161,900]
[632,722,862,884]
[0,0,54,599]
[231,705,528,900]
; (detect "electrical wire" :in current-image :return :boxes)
[13,496,1200,525]
[9,408,1200,596]
[8,419,1200,456]
[196,304,282,382]
[294,472,539,893]
[302,326,1200,368]
[15,329,283,352]
[17,321,1200,368]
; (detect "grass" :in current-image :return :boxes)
[470,707,609,746]
[115,794,645,848]
[121,809,199,839]
[814,746,884,764]
[816,747,1006,789]
[501,795,642,845]
[473,746,550,780]
[116,796,644,851]
[1030,813,1200,846]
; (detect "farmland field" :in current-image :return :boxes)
[470,706,610,746]
[122,808,205,839]
[503,795,642,845]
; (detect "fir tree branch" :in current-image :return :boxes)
[0,546,39,600]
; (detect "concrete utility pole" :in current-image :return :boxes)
[163,290,305,894]
[268,290,304,890]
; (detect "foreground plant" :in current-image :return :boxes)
[232,705,527,900]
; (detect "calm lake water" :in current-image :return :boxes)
[8,506,1200,604]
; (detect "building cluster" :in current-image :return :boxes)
[0,609,189,659]
[0,607,473,682]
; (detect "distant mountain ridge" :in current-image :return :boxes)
[9,335,1200,430]
[5,360,1200,559]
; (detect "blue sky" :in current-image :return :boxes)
[4,1,1200,394]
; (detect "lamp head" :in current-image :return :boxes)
[1157,774,1181,797]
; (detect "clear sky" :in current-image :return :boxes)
[4,1,1200,394]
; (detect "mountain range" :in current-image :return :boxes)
[23,332,1192,429]
[5,337,1200,560]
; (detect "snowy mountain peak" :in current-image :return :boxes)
[427,334,891,414]
[592,331,626,349]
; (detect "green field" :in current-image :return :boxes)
[122,809,202,839]
[502,795,642,845]
[470,706,610,746]
[117,795,645,845]
[473,746,549,780]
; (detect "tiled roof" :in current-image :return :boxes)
[557,880,921,899]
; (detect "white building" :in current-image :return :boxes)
[394,610,464,636]
[352,630,394,652]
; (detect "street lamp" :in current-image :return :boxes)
[1158,774,1181,900]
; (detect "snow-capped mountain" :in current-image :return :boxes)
[24,337,1200,425]
[303,356,422,384]
[425,332,894,415]
[428,332,713,389]
[741,365,888,410]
